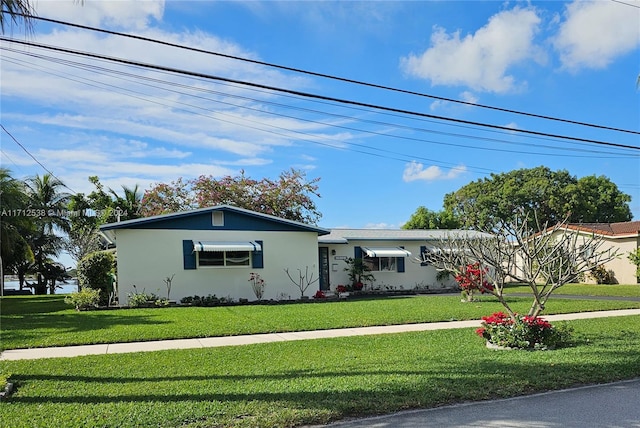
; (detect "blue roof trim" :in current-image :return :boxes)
[99,205,330,235]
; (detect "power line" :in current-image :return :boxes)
[5,48,634,161]
[2,37,639,153]
[610,0,640,9]
[0,124,77,194]
[21,13,640,136]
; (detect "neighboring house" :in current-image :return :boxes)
[100,205,330,303]
[318,228,494,293]
[560,221,640,284]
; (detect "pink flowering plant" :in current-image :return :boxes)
[476,311,573,350]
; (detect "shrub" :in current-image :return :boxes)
[313,290,326,299]
[180,294,233,307]
[77,251,115,306]
[589,265,616,284]
[476,311,573,350]
[127,286,169,308]
[64,287,101,311]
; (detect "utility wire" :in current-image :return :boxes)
[2,37,639,152]
[0,124,77,194]
[4,48,634,160]
[20,13,640,136]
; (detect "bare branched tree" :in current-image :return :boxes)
[284,266,319,298]
[418,212,618,319]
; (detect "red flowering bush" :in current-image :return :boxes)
[455,263,494,301]
[476,311,572,350]
[336,285,348,293]
[314,290,326,299]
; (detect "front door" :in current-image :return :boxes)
[318,247,330,291]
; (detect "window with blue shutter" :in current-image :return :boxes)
[354,246,362,259]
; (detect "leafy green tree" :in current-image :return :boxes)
[402,206,461,229]
[141,168,322,224]
[566,175,632,223]
[443,166,631,230]
[77,251,115,306]
[139,177,194,217]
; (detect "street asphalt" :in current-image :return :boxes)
[321,378,640,427]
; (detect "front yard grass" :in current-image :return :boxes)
[1,315,639,428]
[505,283,640,297]
[1,290,640,351]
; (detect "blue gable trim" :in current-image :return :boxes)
[100,205,330,235]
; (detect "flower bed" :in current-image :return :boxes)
[476,311,573,350]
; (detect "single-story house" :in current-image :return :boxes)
[318,228,493,292]
[100,205,330,303]
[559,221,640,284]
[99,206,495,303]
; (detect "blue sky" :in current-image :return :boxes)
[1,0,639,237]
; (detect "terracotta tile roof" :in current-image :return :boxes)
[566,221,640,236]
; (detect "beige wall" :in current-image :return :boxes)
[114,229,321,304]
[585,236,639,285]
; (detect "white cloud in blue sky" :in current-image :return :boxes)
[400,6,545,93]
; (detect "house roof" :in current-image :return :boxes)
[99,205,330,235]
[563,221,640,237]
[318,228,493,244]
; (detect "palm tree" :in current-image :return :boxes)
[109,184,143,221]
[0,0,35,33]
[25,173,71,294]
[0,168,32,294]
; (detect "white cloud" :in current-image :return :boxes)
[34,0,165,30]
[430,90,479,111]
[553,0,640,71]
[402,162,467,182]
[400,6,545,93]
[363,222,397,229]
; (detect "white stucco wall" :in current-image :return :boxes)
[320,240,457,292]
[114,229,321,304]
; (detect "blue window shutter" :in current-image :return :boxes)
[183,240,196,270]
[420,245,427,266]
[252,240,264,269]
[354,246,362,259]
[397,246,405,272]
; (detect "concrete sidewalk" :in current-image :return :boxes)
[2,308,639,361]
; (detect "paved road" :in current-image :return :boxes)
[321,378,640,427]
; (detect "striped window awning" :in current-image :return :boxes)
[361,247,411,257]
[193,241,262,252]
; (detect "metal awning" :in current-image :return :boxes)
[361,247,412,257]
[193,241,262,252]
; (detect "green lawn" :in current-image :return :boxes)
[1,315,639,428]
[2,292,640,351]
[505,283,640,297]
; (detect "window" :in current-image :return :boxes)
[212,211,224,226]
[198,250,250,267]
[364,256,397,272]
